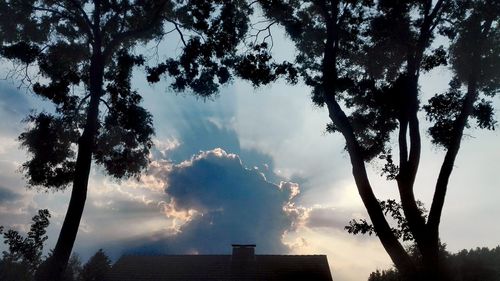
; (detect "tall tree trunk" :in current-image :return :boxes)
[320,2,416,276]
[396,77,445,281]
[35,53,103,281]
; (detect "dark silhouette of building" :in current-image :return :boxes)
[106,244,333,280]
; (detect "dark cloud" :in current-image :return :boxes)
[0,83,31,116]
[167,118,240,163]
[163,115,279,183]
[92,92,302,257]
[306,207,357,231]
[118,149,299,256]
[0,83,35,136]
[0,185,21,203]
[0,83,308,260]
[145,91,282,184]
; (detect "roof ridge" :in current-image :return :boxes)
[120,254,327,256]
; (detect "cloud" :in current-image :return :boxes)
[305,207,360,231]
[0,81,302,259]
[116,148,300,255]
[0,82,52,136]
[0,83,31,120]
[0,185,21,203]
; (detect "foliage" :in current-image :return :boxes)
[368,246,500,281]
[1,1,255,277]
[145,0,253,97]
[0,259,33,281]
[423,0,500,149]
[0,0,176,190]
[0,209,51,280]
[448,246,500,281]
[79,249,111,281]
[233,42,298,87]
[61,254,82,281]
[345,200,427,242]
[0,0,254,189]
[368,269,401,281]
[0,209,50,271]
[234,0,499,279]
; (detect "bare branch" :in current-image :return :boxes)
[75,94,91,113]
[173,21,187,47]
[99,98,111,111]
[428,13,495,235]
[35,2,94,40]
[249,20,277,47]
[103,1,170,59]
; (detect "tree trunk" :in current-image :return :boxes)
[320,3,416,276]
[35,53,103,281]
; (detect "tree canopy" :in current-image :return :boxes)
[0,0,251,279]
[79,249,111,281]
[0,209,51,280]
[1,0,498,280]
[229,0,499,280]
[368,246,500,281]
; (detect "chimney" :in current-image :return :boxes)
[231,244,256,261]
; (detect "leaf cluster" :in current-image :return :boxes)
[0,209,51,274]
[234,42,298,86]
[79,249,111,281]
[250,0,499,163]
[147,0,253,97]
[95,51,154,179]
[368,245,500,281]
[423,0,499,149]
[345,199,427,242]
[1,1,234,189]
[36,249,111,281]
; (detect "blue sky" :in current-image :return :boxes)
[0,30,499,281]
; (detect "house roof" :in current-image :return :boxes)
[105,254,333,281]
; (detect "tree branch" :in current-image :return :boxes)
[398,119,409,171]
[31,5,93,40]
[173,21,187,47]
[427,75,478,233]
[405,0,445,178]
[407,108,421,187]
[64,0,93,32]
[313,0,332,22]
[394,0,446,256]
[99,98,111,111]
[75,94,91,113]
[402,0,446,193]
[102,1,170,60]
[427,12,495,235]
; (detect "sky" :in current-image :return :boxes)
[0,28,499,281]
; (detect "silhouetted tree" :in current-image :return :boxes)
[368,246,500,281]
[231,0,499,280]
[0,1,250,279]
[79,249,110,281]
[368,269,401,281]
[0,209,51,280]
[345,199,428,242]
[62,254,82,281]
[448,246,500,281]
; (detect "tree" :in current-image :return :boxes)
[448,246,500,281]
[62,254,82,281]
[0,1,251,279]
[0,209,51,280]
[233,0,499,280]
[79,249,110,281]
[368,246,500,281]
[368,269,401,281]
